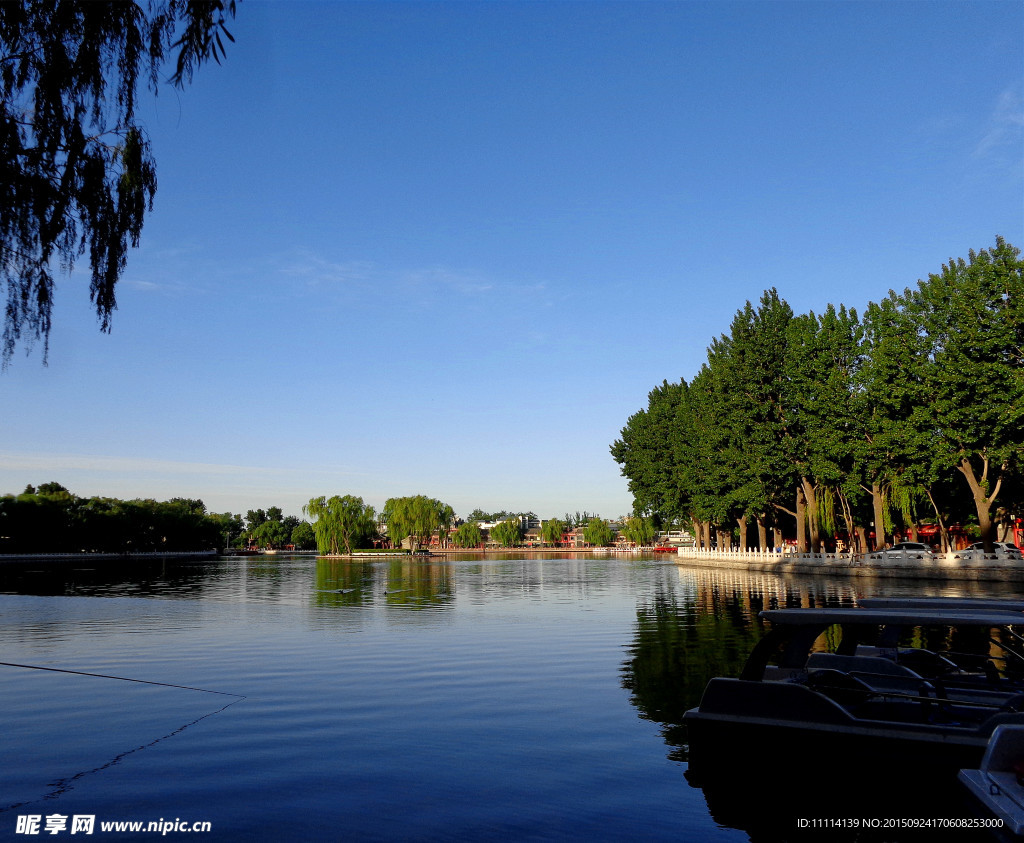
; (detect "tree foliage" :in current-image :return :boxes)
[540,518,565,546]
[582,517,613,546]
[381,495,455,550]
[612,238,1024,553]
[1,0,237,366]
[620,516,655,547]
[250,518,288,549]
[303,495,376,556]
[452,521,483,548]
[0,484,230,553]
[290,520,316,550]
[907,237,1024,548]
[489,518,523,547]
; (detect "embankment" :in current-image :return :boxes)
[676,547,1024,582]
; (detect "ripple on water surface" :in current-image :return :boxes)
[6,555,1001,840]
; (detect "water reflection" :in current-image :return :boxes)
[3,553,1023,840]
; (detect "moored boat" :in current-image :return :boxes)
[959,724,1024,837]
[684,605,1024,784]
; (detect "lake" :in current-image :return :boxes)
[0,553,1016,841]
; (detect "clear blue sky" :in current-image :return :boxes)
[2,1,1022,521]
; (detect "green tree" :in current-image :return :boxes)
[290,521,316,550]
[244,509,267,533]
[611,380,690,525]
[1,1,238,366]
[0,485,230,553]
[452,521,483,548]
[380,495,455,551]
[250,519,288,549]
[540,518,566,546]
[857,295,935,549]
[303,495,376,556]
[36,481,71,496]
[490,518,522,547]
[620,516,656,547]
[582,517,613,546]
[907,237,1024,551]
[207,510,244,549]
[784,304,866,551]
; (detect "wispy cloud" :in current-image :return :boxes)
[280,251,377,287]
[0,451,373,513]
[973,84,1024,160]
[400,267,496,296]
[0,451,360,479]
[279,249,551,303]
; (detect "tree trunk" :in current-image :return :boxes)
[801,477,822,553]
[871,481,886,550]
[855,526,867,555]
[795,484,808,554]
[756,514,768,550]
[921,487,949,552]
[736,516,748,550]
[957,456,1004,553]
[836,489,855,554]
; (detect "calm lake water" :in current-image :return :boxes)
[0,553,1017,842]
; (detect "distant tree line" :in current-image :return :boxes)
[242,507,316,550]
[303,495,624,553]
[465,508,538,523]
[1,482,628,557]
[0,483,238,554]
[611,238,1023,553]
[303,494,455,555]
[0,484,324,554]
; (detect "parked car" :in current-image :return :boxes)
[965,542,1023,559]
[871,542,934,559]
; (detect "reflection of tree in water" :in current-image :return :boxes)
[383,560,454,608]
[622,588,766,760]
[0,557,230,599]
[622,572,858,760]
[314,560,376,607]
[313,559,456,609]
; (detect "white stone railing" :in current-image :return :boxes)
[677,546,1024,568]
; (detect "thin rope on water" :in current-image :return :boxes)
[0,660,246,698]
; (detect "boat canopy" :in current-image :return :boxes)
[760,606,1024,628]
[858,597,1024,613]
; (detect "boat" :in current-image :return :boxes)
[959,724,1024,836]
[683,605,1024,784]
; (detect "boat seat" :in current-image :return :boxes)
[804,669,878,706]
[848,671,934,697]
[807,654,936,702]
[806,653,925,678]
[895,648,963,678]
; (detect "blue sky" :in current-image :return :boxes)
[2,0,1022,520]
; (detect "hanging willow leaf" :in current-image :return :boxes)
[1,0,238,367]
